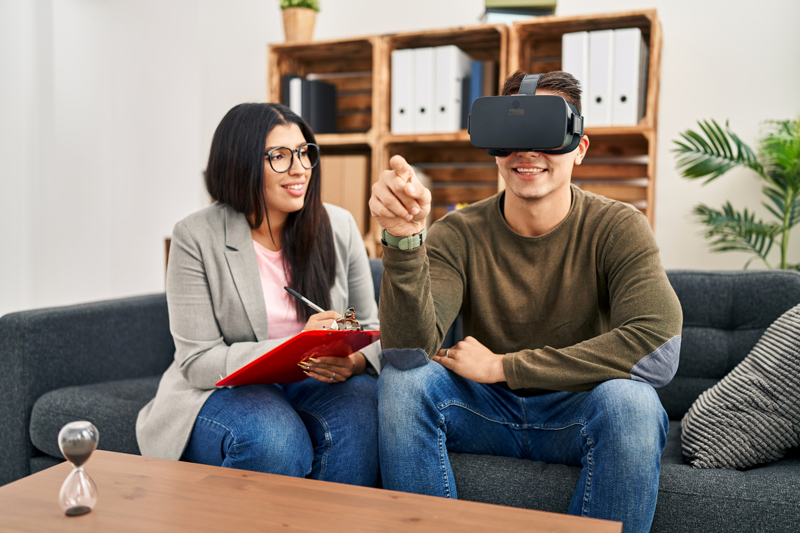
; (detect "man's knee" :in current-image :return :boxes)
[375,361,450,432]
[376,361,446,401]
[588,380,668,454]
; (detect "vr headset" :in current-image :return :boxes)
[468,74,584,156]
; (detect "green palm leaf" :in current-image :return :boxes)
[692,203,778,265]
[761,119,800,191]
[762,184,800,228]
[673,119,763,183]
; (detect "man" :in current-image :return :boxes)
[369,70,683,533]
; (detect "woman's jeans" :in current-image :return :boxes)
[183,374,379,487]
[376,362,668,533]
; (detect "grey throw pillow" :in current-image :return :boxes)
[681,303,800,469]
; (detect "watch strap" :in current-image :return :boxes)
[381,228,427,250]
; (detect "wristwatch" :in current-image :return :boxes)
[381,228,427,250]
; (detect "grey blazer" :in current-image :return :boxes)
[136,202,382,460]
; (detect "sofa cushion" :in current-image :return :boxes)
[29,377,160,459]
[681,303,800,469]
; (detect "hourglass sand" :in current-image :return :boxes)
[57,421,99,516]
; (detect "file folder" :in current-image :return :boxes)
[434,45,473,133]
[588,29,614,127]
[303,79,337,134]
[469,60,484,111]
[281,74,298,108]
[414,47,436,134]
[391,48,415,134]
[289,77,303,117]
[611,28,648,126]
[216,329,380,386]
[561,31,590,126]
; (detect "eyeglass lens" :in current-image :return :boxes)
[268,144,320,173]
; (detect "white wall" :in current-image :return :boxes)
[1,0,798,316]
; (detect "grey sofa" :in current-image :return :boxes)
[2,261,799,532]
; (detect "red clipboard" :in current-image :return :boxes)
[215,330,380,386]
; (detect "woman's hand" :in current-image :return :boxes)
[302,310,341,331]
[299,352,367,384]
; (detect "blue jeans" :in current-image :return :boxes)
[183,374,379,487]
[376,362,667,533]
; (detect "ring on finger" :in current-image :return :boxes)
[445,349,449,357]
[330,372,336,381]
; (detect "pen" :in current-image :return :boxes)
[284,287,326,314]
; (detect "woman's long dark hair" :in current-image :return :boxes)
[205,103,335,321]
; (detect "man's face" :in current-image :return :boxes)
[495,91,588,203]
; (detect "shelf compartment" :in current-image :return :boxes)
[511,10,657,78]
[268,37,378,135]
[377,24,508,136]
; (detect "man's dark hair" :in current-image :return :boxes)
[205,102,335,321]
[501,70,583,115]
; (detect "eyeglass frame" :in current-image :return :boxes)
[264,143,321,173]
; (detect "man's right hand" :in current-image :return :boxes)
[369,155,431,237]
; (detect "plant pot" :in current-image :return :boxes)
[282,7,316,43]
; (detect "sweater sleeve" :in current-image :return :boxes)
[503,211,683,391]
[378,221,465,358]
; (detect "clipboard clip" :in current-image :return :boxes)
[333,307,363,331]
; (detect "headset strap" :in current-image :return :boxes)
[518,74,541,95]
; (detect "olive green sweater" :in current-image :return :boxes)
[379,185,683,395]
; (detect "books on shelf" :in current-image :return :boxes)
[281,74,338,134]
[391,46,496,135]
[446,202,470,213]
[480,0,555,24]
[562,27,649,128]
[468,60,498,119]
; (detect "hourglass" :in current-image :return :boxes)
[57,421,99,516]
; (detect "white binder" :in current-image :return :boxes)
[289,77,303,117]
[611,28,649,126]
[588,29,614,127]
[413,47,436,134]
[391,48,415,135]
[561,31,590,127]
[434,45,472,133]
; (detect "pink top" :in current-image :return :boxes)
[252,240,305,340]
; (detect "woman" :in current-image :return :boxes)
[136,103,382,487]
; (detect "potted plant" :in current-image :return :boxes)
[673,117,800,269]
[280,0,320,43]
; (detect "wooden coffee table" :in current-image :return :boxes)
[0,451,621,532]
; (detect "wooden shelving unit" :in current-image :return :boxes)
[267,10,662,255]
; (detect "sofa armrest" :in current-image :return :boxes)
[0,293,174,485]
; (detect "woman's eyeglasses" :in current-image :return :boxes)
[265,143,320,173]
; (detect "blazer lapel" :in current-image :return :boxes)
[223,206,269,342]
